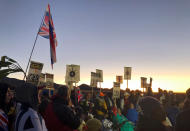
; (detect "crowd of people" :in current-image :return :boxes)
[0,81,190,131]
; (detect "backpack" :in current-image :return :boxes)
[15,104,43,131]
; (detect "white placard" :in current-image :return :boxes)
[113,86,120,99]
[66,64,80,83]
[27,61,43,85]
[38,73,46,87]
[90,72,98,87]
[46,73,54,88]
[141,77,147,88]
[124,67,132,80]
[96,69,103,82]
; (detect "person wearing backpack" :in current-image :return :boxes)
[15,103,47,131]
[14,82,47,131]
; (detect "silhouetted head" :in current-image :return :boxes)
[0,82,12,111]
[16,82,38,110]
[138,96,166,122]
[186,88,190,100]
[183,88,190,110]
[56,85,68,99]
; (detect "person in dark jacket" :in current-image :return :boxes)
[175,108,190,131]
[165,96,179,127]
[94,92,108,120]
[41,85,81,131]
[175,88,190,131]
[104,92,114,120]
[135,96,172,131]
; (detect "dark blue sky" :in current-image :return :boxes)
[1,0,190,92]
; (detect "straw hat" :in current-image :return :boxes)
[86,118,102,131]
[124,92,130,96]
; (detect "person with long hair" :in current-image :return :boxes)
[0,83,12,131]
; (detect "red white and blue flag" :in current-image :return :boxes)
[77,88,83,102]
[0,110,8,131]
[39,4,57,68]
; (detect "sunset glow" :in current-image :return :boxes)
[1,1,190,93]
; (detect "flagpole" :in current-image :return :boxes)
[23,14,45,81]
[100,82,101,92]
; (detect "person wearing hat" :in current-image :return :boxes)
[86,118,102,131]
[119,92,130,110]
[120,92,131,116]
[0,83,12,131]
[135,96,172,131]
[94,92,108,120]
[175,88,190,131]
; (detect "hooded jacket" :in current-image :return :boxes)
[42,96,81,131]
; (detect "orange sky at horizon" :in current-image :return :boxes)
[9,69,190,93]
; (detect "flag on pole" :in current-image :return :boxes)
[39,4,57,68]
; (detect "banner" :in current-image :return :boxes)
[38,73,46,87]
[65,64,80,83]
[90,72,98,87]
[141,77,147,88]
[96,69,103,82]
[124,67,132,80]
[116,76,123,84]
[46,73,54,88]
[27,61,43,85]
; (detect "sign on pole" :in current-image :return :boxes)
[96,69,103,82]
[113,82,120,99]
[66,81,73,90]
[27,61,43,85]
[46,73,54,88]
[116,76,123,84]
[141,77,147,88]
[124,67,132,80]
[90,72,98,87]
[38,73,46,87]
[66,64,80,83]
[113,82,120,88]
